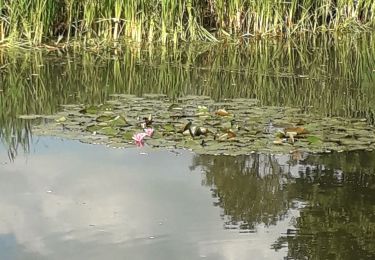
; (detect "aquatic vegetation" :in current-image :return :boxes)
[0,0,375,46]
[18,95,375,155]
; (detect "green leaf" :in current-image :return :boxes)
[307,136,322,144]
[163,124,175,132]
[86,124,102,133]
[97,127,119,136]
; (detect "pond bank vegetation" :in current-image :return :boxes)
[0,0,374,47]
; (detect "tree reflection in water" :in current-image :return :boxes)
[190,153,302,230]
[191,151,375,259]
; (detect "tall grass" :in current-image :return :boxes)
[0,0,374,45]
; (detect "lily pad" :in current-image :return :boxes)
[307,136,322,144]
[97,126,119,136]
[26,95,375,156]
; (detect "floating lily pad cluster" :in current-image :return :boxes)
[22,94,375,155]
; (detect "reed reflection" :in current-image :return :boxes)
[1,35,375,158]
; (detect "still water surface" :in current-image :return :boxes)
[0,138,374,259]
[0,138,297,260]
[0,35,375,259]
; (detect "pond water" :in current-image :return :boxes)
[0,35,375,259]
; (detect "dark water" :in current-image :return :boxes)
[0,35,375,259]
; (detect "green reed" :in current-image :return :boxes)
[0,0,374,45]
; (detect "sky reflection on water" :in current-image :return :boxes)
[0,137,296,260]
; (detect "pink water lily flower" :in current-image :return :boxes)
[132,133,147,146]
[144,128,154,137]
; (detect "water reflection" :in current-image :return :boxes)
[0,137,374,259]
[190,154,293,230]
[0,35,375,158]
[0,138,293,260]
[0,35,375,258]
[1,36,375,119]
[276,152,375,259]
[1,35,375,158]
[191,152,375,259]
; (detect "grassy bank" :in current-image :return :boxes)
[0,0,374,46]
